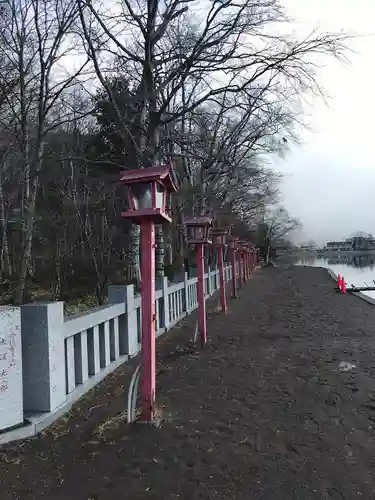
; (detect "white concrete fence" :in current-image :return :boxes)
[0,264,232,443]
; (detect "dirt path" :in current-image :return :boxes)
[1,266,375,499]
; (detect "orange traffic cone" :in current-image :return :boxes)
[337,274,341,290]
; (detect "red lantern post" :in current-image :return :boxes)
[239,241,248,283]
[184,217,213,347]
[247,249,251,276]
[228,236,239,298]
[211,228,229,312]
[120,165,177,422]
[244,247,248,280]
[237,242,243,288]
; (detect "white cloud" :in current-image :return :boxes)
[278,0,375,245]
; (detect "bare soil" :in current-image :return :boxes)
[1,266,375,499]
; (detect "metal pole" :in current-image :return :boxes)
[196,244,207,347]
[218,246,227,312]
[231,248,237,298]
[140,219,156,421]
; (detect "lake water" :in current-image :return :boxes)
[296,253,375,300]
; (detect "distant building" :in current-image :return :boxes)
[324,240,353,251]
[324,235,375,251]
[352,236,375,250]
[300,243,319,251]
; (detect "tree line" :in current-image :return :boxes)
[0,0,348,305]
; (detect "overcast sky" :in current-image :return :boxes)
[276,0,375,245]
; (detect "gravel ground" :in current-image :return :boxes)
[1,266,375,500]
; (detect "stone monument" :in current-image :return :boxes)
[0,307,23,431]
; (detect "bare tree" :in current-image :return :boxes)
[258,206,301,263]
[77,0,348,280]
[0,0,89,302]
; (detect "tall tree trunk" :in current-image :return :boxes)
[0,175,11,277]
[15,139,44,304]
[126,224,140,286]
[52,235,62,300]
[265,242,271,264]
[15,180,38,304]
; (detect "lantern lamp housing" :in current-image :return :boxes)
[228,236,239,250]
[184,216,213,244]
[238,240,249,251]
[211,227,229,247]
[120,165,177,224]
[236,241,245,252]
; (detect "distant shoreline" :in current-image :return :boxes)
[279,249,375,258]
[293,249,375,256]
[317,249,375,255]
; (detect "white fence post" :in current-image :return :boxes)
[21,302,66,413]
[183,272,189,314]
[161,277,170,330]
[207,267,212,296]
[0,307,23,431]
[108,285,138,357]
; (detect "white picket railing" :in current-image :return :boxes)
[62,267,225,399]
[0,265,234,442]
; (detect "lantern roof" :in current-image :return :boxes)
[184,216,213,227]
[120,165,177,192]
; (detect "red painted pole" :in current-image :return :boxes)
[238,249,242,288]
[140,219,156,421]
[231,248,237,298]
[218,246,227,312]
[243,251,247,280]
[242,251,246,283]
[196,244,207,347]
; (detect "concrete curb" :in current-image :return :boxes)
[326,268,375,306]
